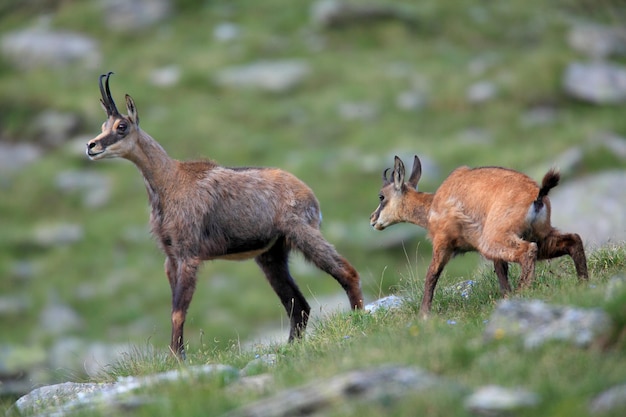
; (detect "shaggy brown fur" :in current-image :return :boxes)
[370,155,588,317]
[87,73,363,356]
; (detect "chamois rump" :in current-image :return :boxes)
[86,72,363,357]
[370,155,588,317]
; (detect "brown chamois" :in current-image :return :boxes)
[370,155,588,317]
[86,73,363,357]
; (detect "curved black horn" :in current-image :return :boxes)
[99,72,119,116]
[382,168,392,185]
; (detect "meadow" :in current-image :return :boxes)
[1,0,625,414]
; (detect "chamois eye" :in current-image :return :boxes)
[117,122,127,132]
[379,194,385,202]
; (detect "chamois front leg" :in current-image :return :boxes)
[419,243,453,318]
[169,258,199,357]
[255,238,310,341]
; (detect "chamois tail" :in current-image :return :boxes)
[533,169,560,211]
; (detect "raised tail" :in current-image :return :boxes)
[533,169,560,212]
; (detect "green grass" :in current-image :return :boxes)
[58,243,625,417]
[1,0,626,413]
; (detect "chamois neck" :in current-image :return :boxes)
[403,190,434,229]
[126,130,177,191]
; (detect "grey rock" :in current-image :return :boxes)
[223,365,448,417]
[594,132,626,160]
[49,339,131,379]
[215,60,311,93]
[519,106,558,128]
[484,299,612,349]
[32,223,84,247]
[0,295,31,316]
[467,81,498,104]
[396,90,427,111]
[149,65,181,88]
[214,22,241,42]
[1,27,100,70]
[563,61,626,104]
[589,383,626,415]
[364,295,405,313]
[56,170,112,208]
[39,301,84,336]
[0,142,42,174]
[465,385,540,416]
[241,354,278,376]
[550,171,626,247]
[568,23,626,59]
[0,345,48,396]
[33,110,81,147]
[100,0,172,32]
[444,280,475,300]
[15,364,239,416]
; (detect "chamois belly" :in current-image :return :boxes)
[210,236,279,261]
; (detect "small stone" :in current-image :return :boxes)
[563,61,626,104]
[465,385,540,415]
[365,295,405,314]
[467,81,498,103]
[215,60,311,93]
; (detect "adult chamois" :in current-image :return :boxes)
[370,155,588,317]
[87,72,363,357]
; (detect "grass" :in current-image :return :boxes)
[1,0,625,413]
[47,243,625,417]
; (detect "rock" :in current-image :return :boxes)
[550,171,626,247]
[567,23,626,59]
[519,105,558,128]
[594,132,626,160]
[1,27,100,70]
[100,0,172,33]
[0,295,31,317]
[223,365,448,417]
[563,61,626,105]
[0,142,42,174]
[589,383,626,415]
[215,60,311,93]
[39,301,84,336]
[467,81,498,104]
[214,22,241,42]
[56,170,112,208]
[364,295,406,313]
[14,364,239,416]
[484,299,613,349]
[465,385,540,416]
[310,0,418,29]
[49,339,131,379]
[396,90,427,111]
[32,222,84,247]
[149,65,181,88]
[32,110,81,147]
[241,354,278,376]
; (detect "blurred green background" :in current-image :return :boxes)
[0,0,624,376]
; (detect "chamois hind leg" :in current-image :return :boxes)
[255,237,311,342]
[493,260,512,295]
[420,242,453,318]
[286,225,363,310]
[480,232,538,290]
[537,230,588,280]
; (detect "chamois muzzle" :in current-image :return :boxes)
[99,71,120,117]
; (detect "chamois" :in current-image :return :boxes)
[370,155,588,317]
[86,73,363,357]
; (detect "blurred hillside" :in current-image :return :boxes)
[0,0,625,393]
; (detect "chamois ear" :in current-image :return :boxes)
[392,156,405,191]
[408,155,422,189]
[125,94,139,125]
